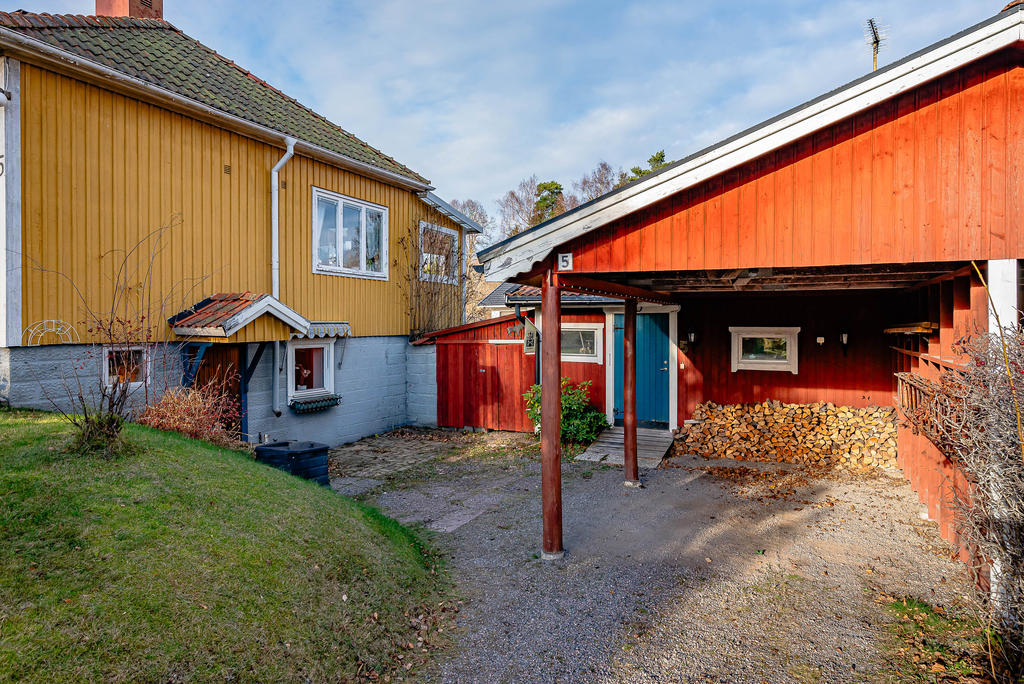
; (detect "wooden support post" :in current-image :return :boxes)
[623,298,640,485]
[540,268,564,558]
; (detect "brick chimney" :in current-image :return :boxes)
[95,0,163,19]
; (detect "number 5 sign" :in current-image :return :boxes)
[557,253,573,271]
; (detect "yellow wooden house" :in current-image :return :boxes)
[0,0,481,443]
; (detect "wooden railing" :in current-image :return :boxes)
[895,371,941,441]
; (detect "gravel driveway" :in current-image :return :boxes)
[358,432,972,683]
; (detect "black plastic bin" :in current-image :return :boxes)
[254,441,330,487]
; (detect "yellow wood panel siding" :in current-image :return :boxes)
[19,64,463,343]
[180,314,295,344]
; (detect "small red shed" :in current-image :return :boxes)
[416,288,618,432]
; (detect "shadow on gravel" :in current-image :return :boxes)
[372,445,969,684]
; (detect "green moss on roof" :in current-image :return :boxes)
[0,11,427,184]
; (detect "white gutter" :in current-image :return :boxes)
[271,137,295,299]
[0,27,433,193]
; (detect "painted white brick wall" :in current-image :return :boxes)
[405,343,437,427]
[0,343,181,413]
[246,336,412,446]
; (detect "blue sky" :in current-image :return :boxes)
[14,1,993,219]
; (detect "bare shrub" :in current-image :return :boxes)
[398,220,466,337]
[932,327,1024,679]
[29,218,209,455]
[140,369,244,449]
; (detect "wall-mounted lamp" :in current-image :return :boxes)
[840,331,849,355]
[680,327,698,355]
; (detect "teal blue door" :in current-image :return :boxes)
[614,312,670,427]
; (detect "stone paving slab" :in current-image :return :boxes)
[330,476,384,497]
[328,430,454,479]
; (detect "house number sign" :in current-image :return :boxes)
[557,253,573,271]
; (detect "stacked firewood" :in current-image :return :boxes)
[673,401,898,469]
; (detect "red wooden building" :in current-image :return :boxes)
[476,5,1024,558]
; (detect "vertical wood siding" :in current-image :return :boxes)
[19,63,462,343]
[677,292,902,423]
[565,50,1024,273]
[434,312,607,432]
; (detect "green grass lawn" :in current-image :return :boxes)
[0,409,452,682]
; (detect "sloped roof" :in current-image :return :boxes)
[0,11,426,184]
[478,282,618,308]
[169,292,309,338]
[478,5,1024,280]
[479,282,520,308]
[506,284,618,305]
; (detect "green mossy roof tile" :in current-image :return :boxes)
[0,11,427,184]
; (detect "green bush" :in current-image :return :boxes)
[524,378,608,444]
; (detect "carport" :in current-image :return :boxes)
[476,6,1024,558]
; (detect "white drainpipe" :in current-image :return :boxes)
[271,136,296,299]
[271,137,296,416]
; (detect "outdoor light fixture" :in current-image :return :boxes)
[687,328,698,346]
[840,331,850,355]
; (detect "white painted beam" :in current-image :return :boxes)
[987,259,1019,332]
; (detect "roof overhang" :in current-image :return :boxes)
[0,26,433,193]
[171,294,310,338]
[477,8,1024,281]
[419,192,484,233]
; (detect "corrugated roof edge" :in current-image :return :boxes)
[420,192,484,233]
[0,11,429,187]
[410,313,522,344]
[477,5,1022,262]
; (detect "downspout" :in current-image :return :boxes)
[271,137,296,417]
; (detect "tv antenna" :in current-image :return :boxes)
[864,18,887,71]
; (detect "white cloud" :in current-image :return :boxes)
[15,0,993,215]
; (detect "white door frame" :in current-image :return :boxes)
[603,303,680,431]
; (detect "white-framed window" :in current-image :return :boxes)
[312,187,388,280]
[287,339,335,401]
[561,322,604,364]
[418,221,460,285]
[102,345,150,388]
[729,326,800,374]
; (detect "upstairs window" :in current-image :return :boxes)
[418,222,460,285]
[313,187,388,280]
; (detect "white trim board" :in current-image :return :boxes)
[479,10,1024,282]
[0,57,21,347]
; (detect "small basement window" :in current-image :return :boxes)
[103,345,149,387]
[313,187,388,280]
[729,327,800,374]
[418,222,460,285]
[561,323,603,364]
[287,340,335,401]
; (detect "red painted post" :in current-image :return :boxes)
[623,298,639,484]
[541,268,564,557]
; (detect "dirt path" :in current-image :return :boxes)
[344,432,973,683]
